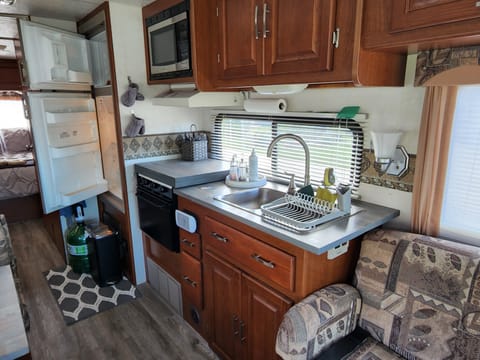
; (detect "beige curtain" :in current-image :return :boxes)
[411,86,458,235]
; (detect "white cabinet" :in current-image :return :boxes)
[28,92,108,213]
[19,19,92,91]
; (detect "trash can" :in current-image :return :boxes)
[87,223,122,287]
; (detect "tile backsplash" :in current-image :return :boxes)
[360,150,415,192]
[123,133,185,160]
[124,134,415,192]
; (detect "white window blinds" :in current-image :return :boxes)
[440,85,480,246]
[210,113,365,195]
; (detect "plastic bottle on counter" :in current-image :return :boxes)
[238,158,247,181]
[249,148,258,182]
[229,155,238,181]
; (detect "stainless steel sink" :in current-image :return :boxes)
[214,187,285,214]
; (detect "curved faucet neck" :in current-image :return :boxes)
[267,134,310,187]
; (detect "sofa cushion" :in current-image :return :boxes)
[354,229,480,359]
[276,284,361,359]
[0,214,13,266]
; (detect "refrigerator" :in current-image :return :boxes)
[19,19,109,214]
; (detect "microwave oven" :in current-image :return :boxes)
[145,0,193,81]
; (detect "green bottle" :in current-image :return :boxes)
[67,205,90,274]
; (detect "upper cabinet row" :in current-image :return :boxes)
[363,0,480,51]
[143,0,407,89]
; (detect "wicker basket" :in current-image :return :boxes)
[181,138,208,161]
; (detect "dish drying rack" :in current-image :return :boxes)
[260,193,348,232]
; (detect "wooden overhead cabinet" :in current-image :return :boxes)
[363,0,480,51]
[213,0,406,88]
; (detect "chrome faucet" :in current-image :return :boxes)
[267,134,310,187]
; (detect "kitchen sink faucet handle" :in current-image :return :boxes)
[285,172,296,195]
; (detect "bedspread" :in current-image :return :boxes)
[0,152,38,200]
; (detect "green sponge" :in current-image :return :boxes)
[336,106,360,119]
[297,185,314,197]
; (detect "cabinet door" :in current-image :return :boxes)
[216,0,263,80]
[265,0,336,75]
[241,273,292,360]
[391,0,480,32]
[204,251,242,360]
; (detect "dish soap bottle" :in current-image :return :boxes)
[249,148,258,182]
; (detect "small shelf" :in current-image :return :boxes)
[46,111,96,124]
[61,180,108,206]
[50,142,99,158]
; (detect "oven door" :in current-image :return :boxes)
[136,188,179,252]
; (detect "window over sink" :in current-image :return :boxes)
[210,112,365,195]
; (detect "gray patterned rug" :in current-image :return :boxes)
[44,265,140,325]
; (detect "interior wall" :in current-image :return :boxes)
[108,0,209,136]
[109,0,424,232]
[243,55,425,229]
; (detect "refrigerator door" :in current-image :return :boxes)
[28,92,108,214]
[19,19,92,91]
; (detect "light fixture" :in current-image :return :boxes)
[0,0,16,5]
[370,131,409,177]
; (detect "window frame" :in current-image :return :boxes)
[210,111,365,195]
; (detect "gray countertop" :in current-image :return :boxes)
[135,159,230,188]
[175,181,400,255]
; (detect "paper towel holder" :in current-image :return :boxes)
[370,131,409,177]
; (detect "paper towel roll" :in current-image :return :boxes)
[243,98,287,113]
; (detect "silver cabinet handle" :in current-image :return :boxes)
[181,238,195,247]
[211,232,229,243]
[254,5,260,40]
[182,275,197,287]
[251,253,275,268]
[263,3,270,38]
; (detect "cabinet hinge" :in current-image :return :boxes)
[332,28,340,48]
[216,6,219,16]
[217,53,220,63]
[21,94,30,120]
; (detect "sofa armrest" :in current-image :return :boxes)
[276,283,361,360]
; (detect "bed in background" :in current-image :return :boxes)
[0,127,43,222]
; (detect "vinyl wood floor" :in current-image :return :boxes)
[9,219,219,360]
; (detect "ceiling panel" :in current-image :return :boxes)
[0,0,156,21]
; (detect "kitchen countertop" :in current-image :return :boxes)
[175,181,400,255]
[135,158,230,188]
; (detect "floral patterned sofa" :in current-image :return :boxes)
[0,214,30,331]
[275,229,480,359]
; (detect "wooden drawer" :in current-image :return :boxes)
[143,232,180,281]
[180,252,203,309]
[203,216,295,291]
[179,229,201,259]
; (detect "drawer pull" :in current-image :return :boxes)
[251,253,275,269]
[181,238,195,247]
[182,275,197,288]
[232,314,239,336]
[211,232,229,243]
[240,320,246,343]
